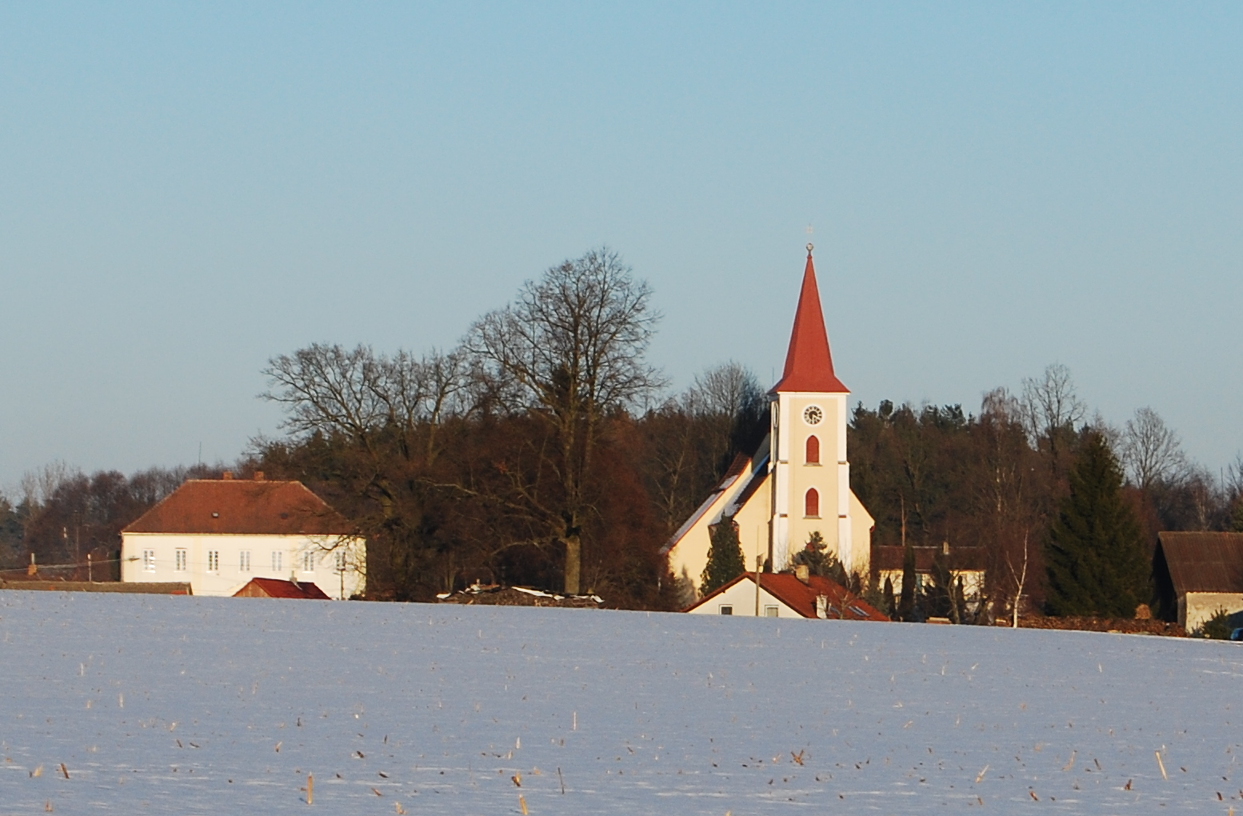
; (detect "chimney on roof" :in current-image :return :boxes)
[222,471,234,480]
[815,594,828,619]
[254,471,265,481]
[795,564,810,584]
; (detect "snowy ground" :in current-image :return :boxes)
[1,592,1241,814]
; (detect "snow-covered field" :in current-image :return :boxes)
[1,592,1241,814]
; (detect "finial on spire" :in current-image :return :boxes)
[806,242,814,255]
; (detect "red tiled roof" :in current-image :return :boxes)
[687,572,887,621]
[234,577,331,600]
[123,479,354,536]
[772,250,849,394]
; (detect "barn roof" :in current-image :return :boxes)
[123,478,354,536]
[1156,532,1243,595]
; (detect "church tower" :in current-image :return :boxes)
[768,244,864,574]
[661,245,873,601]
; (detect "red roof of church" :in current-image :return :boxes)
[772,249,848,394]
[123,478,354,536]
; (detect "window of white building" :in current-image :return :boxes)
[719,605,733,615]
[175,549,187,571]
[239,551,250,572]
[764,605,779,617]
[142,550,156,572]
[207,551,220,573]
[335,550,346,571]
[301,551,315,573]
[272,551,283,572]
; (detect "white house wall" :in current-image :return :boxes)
[121,532,365,599]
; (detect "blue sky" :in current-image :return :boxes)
[2,2,1241,489]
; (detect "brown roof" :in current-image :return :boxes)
[0,580,191,595]
[872,545,987,574]
[687,572,888,621]
[1157,532,1243,595]
[234,577,331,600]
[123,479,354,536]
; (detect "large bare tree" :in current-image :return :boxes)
[1119,406,1187,490]
[464,248,662,594]
[1021,363,1086,474]
[262,343,469,595]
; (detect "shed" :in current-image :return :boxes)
[1154,532,1243,631]
[233,577,331,600]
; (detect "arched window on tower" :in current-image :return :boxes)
[805,435,820,465]
[805,488,820,518]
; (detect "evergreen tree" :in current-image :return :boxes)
[898,539,917,622]
[1045,431,1149,617]
[700,516,745,594]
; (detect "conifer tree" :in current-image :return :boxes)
[1045,431,1149,617]
[700,516,745,595]
[898,539,917,622]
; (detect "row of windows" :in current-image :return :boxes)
[141,550,346,573]
[719,604,780,617]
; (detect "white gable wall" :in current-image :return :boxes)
[686,577,802,618]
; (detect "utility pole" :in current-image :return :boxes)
[755,555,763,617]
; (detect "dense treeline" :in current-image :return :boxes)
[4,249,1241,617]
[0,463,223,578]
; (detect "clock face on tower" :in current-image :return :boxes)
[802,405,823,426]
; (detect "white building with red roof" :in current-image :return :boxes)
[686,569,887,621]
[120,473,364,599]
[664,247,875,597]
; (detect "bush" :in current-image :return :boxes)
[1194,608,1233,640]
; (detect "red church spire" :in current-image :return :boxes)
[772,245,849,394]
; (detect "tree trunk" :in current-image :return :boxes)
[564,535,582,595]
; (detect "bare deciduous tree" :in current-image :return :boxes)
[1021,363,1086,474]
[464,248,663,594]
[1021,364,1086,445]
[1119,407,1187,490]
[262,343,469,594]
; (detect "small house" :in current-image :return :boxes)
[685,568,888,620]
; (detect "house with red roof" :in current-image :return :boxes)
[234,577,332,600]
[120,473,364,599]
[664,247,875,599]
[685,568,887,621]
